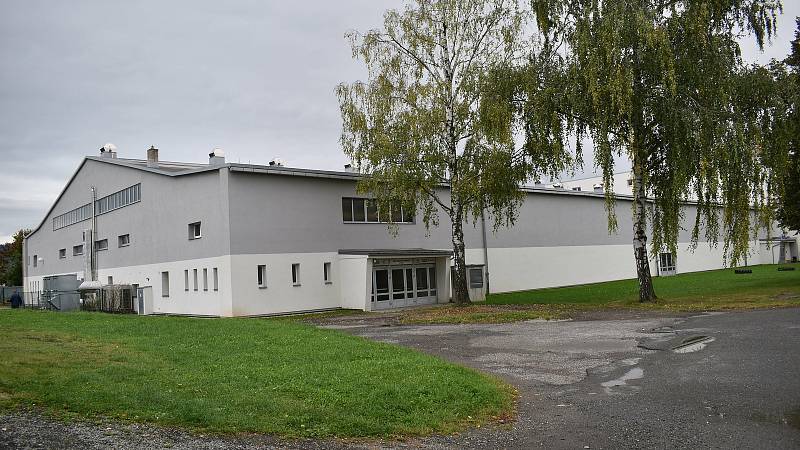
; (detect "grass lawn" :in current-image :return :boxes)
[0,311,513,438]
[400,264,800,324]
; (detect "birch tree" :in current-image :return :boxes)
[337,0,571,304]
[525,0,784,302]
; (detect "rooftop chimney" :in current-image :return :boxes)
[100,143,117,159]
[209,148,226,166]
[147,146,159,168]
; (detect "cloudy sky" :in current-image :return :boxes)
[0,1,797,243]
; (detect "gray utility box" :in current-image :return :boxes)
[42,274,81,311]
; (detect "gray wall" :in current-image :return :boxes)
[25,158,230,278]
[227,171,774,255]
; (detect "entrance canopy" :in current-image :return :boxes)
[338,249,451,311]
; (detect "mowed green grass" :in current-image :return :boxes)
[487,264,800,306]
[0,311,513,437]
[398,264,800,324]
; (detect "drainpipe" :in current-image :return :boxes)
[480,208,490,295]
[91,186,97,282]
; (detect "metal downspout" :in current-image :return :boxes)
[91,186,97,282]
[480,209,490,295]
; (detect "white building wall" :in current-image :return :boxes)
[338,255,370,310]
[228,252,341,316]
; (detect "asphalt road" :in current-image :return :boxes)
[339,308,800,449]
[1,309,798,449]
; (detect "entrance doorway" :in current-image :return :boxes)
[372,258,438,309]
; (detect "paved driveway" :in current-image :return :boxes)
[332,308,800,449]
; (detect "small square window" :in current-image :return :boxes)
[108,276,114,285]
[257,265,267,288]
[95,239,108,251]
[193,269,199,291]
[203,268,208,291]
[213,268,219,291]
[33,255,38,267]
[118,234,130,247]
[292,263,301,286]
[188,222,202,240]
[323,262,332,284]
[184,270,189,291]
[58,249,66,259]
[73,245,84,256]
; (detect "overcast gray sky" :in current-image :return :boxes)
[1,1,797,243]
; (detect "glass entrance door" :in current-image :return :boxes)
[372,263,437,309]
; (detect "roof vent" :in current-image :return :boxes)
[209,148,226,166]
[147,146,159,168]
[100,143,117,159]
[268,158,285,167]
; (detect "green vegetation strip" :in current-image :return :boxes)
[0,311,513,437]
[400,264,800,324]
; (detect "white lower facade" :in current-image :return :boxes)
[23,239,781,316]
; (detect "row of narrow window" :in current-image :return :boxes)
[52,184,141,230]
[257,262,332,288]
[161,268,219,297]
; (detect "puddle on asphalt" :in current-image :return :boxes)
[601,367,644,388]
[672,336,715,354]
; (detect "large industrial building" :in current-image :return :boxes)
[22,146,795,316]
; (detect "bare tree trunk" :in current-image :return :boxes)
[632,154,657,303]
[450,206,471,305]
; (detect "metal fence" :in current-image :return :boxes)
[0,286,23,302]
[81,286,135,314]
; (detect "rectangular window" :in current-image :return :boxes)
[341,198,353,222]
[323,262,332,284]
[352,198,366,222]
[184,270,189,291]
[73,245,84,256]
[469,267,484,289]
[203,268,208,291]
[108,276,114,285]
[59,248,66,259]
[118,234,130,247]
[342,197,414,224]
[213,268,219,291]
[188,222,202,240]
[292,263,301,286]
[161,271,170,297]
[33,255,38,267]
[257,265,267,288]
[95,239,108,251]
[193,269,198,291]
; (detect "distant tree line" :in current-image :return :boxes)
[0,230,28,286]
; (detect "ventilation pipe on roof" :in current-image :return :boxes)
[100,143,117,158]
[147,146,159,168]
[209,148,226,166]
